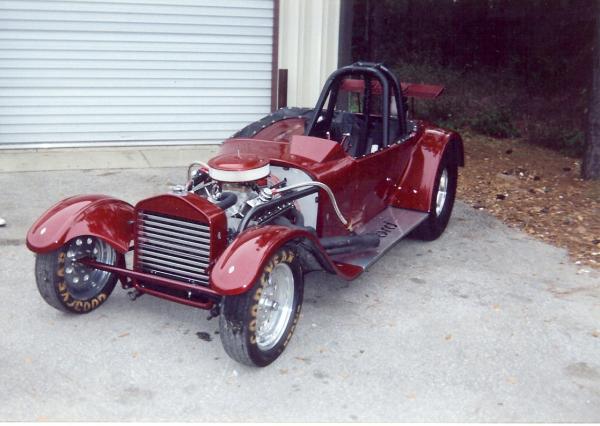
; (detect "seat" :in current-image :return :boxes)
[364,116,403,153]
[330,112,366,158]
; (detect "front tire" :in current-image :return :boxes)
[35,236,120,314]
[411,147,458,241]
[219,245,304,367]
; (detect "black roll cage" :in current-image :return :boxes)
[305,62,407,154]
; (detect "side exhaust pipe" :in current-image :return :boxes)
[320,234,380,255]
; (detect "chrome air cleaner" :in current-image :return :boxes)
[207,153,270,183]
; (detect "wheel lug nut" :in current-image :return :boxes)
[83,274,89,282]
[65,267,73,274]
[76,239,82,246]
[73,277,79,284]
[86,237,93,245]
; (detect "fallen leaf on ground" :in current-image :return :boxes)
[458,132,600,269]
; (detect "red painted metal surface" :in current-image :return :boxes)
[400,83,445,99]
[390,127,461,212]
[289,135,346,163]
[217,137,355,186]
[219,138,292,165]
[26,194,134,254]
[211,225,363,296]
[218,132,425,235]
[253,117,306,141]
[216,117,460,232]
[348,144,408,228]
[214,130,436,237]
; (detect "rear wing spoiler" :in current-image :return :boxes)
[340,79,444,99]
[400,83,444,99]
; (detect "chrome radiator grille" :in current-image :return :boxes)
[136,211,211,286]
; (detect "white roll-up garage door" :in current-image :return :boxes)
[0,0,274,148]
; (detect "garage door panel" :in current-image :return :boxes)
[0,68,271,79]
[1,87,270,97]
[1,113,264,125]
[1,1,272,18]
[0,130,237,144]
[0,96,271,107]
[0,121,247,133]
[0,105,268,116]
[0,59,272,71]
[0,30,273,45]
[0,0,274,147]
[0,39,272,54]
[0,19,272,37]
[0,10,272,27]
[0,50,272,63]
[11,0,274,10]
[0,78,271,89]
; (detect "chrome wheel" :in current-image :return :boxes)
[65,236,116,300]
[255,262,295,351]
[435,168,449,216]
[219,246,303,366]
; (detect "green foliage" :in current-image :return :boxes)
[526,124,586,157]
[471,109,520,139]
[393,61,520,137]
[351,0,595,155]
[561,130,585,157]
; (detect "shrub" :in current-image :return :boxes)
[527,124,585,157]
[470,108,520,138]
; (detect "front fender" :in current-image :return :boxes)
[391,126,464,212]
[210,225,363,296]
[26,194,135,254]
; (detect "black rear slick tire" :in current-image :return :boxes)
[411,148,458,241]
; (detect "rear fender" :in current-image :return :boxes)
[210,225,363,296]
[390,127,464,212]
[26,194,135,254]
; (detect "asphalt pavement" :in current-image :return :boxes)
[1,149,599,422]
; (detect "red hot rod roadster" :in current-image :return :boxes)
[27,62,464,367]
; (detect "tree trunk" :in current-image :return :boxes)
[582,12,600,180]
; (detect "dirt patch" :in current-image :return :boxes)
[457,131,600,269]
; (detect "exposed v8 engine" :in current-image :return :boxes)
[185,153,315,240]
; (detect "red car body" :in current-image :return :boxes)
[27,116,461,298]
[27,62,464,366]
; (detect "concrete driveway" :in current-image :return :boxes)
[1,149,599,422]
